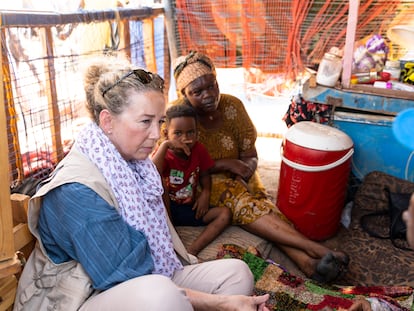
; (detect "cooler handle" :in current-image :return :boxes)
[281,148,354,172]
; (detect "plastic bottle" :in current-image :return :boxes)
[373,81,392,89]
[350,70,378,84]
[383,60,401,81]
[316,52,343,87]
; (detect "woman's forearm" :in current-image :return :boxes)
[240,156,258,178]
[184,289,270,311]
[210,157,257,181]
[185,288,226,311]
[240,147,258,174]
[209,158,235,173]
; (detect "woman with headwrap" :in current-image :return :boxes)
[170,51,350,283]
[13,56,270,311]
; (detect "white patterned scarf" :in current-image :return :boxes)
[76,122,183,277]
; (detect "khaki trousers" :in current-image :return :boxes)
[80,258,253,311]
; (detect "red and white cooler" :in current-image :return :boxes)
[276,121,354,241]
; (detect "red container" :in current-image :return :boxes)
[276,122,354,241]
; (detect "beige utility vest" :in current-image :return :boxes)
[13,145,195,311]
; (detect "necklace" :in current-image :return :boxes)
[209,115,214,120]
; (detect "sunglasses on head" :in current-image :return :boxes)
[174,51,212,78]
[102,69,161,97]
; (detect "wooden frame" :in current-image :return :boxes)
[0,9,166,307]
[0,14,16,267]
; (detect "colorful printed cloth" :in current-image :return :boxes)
[217,244,413,311]
[283,94,332,127]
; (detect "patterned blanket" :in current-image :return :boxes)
[216,244,414,310]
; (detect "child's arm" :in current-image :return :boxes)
[199,171,212,195]
[151,140,171,174]
[194,171,212,219]
[151,140,192,174]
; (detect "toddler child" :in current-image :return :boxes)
[152,104,232,256]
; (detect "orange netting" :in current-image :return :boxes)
[173,0,412,80]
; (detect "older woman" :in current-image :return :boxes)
[13,57,269,311]
[171,51,349,283]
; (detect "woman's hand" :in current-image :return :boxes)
[215,158,254,180]
[185,289,270,311]
[223,294,270,311]
[234,160,255,181]
[211,147,257,181]
[348,299,372,311]
[235,175,249,190]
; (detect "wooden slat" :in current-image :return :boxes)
[13,224,33,253]
[0,14,15,263]
[0,275,17,311]
[10,194,30,226]
[120,19,131,60]
[0,8,164,27]
[164,0,179,60]
[0,254,20,279]
[11,194,34,260]
[342,0,359,88]
[142,18,157,73]
[41,27,63,164]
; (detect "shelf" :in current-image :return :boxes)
[303,82,414,115]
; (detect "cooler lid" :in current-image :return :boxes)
[285,121,353,151]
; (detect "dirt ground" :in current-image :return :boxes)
[256,136,282,202]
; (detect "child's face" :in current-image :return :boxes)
[167,116,197,151]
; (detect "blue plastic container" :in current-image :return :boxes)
[333,111,414,182]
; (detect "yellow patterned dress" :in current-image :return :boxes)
[172,94,277,225]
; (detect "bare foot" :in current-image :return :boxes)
[311,252,349,284]
[332,251,350,266]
